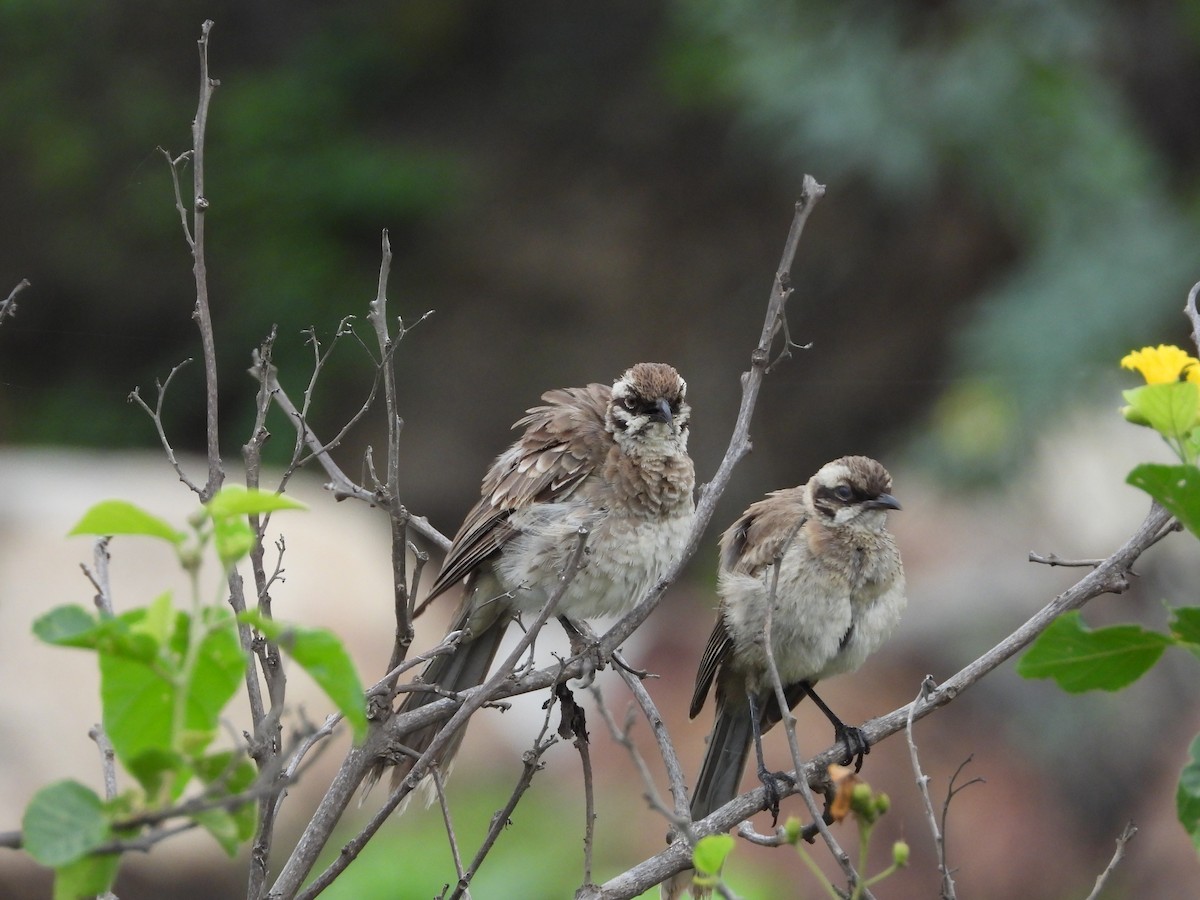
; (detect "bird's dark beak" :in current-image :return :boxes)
[654,397,677,434]
[866,493,901,511]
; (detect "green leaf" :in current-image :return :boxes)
[212,514,255,568]
[102,609,245,786]
[1171,607,1200,661]
[194,807,244,857]
[206,485,307,519]
[36,606,159,662]
[1178,734,1200,854]
[69,499,184,544]
[193,753,258,853]
[205,486,305,566]
[101,650,175,767]
[241,611,367,742]
[125,748,189,801]
[184,610,247,741]
[33,605,101,647]
[193,750,255,789]
[693,833,735,876]
[132,592,176,647]
[53,852,120,900]
[1128,463,1200,538]
[22,780,110,866]
[1122,382,1200,442]
[1016,611,1170,692]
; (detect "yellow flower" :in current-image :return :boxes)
[1121,345,1200,385]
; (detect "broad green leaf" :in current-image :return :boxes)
[192,753,257,855]
[52,851,120,900]
[184,610,247,741]
[132,592,175,647]
[1016,611,1170,692]
[1128,463,1200,538]
[125,748,188,801]
[101,651,175,767]
[693,833,735,876]
[1178,733,1200,854]
[33,605,100,647]
[212,514,254,567]
[69,499,184,544]
[22,780,109,866]
[193,751,255,790]
[1122,383,1200,442]
[241,611,367,742]
[36,606,159,662]
[1171,607,1200,658]
[103,609,245,778]
[194,807,244,857]
[206,485,306,518]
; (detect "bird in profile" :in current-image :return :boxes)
[664,456,904,898]
[368,362,696,802]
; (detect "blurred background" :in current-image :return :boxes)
[2,0,1200,897]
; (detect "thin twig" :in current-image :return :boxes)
[82,538,115,616]
[92,822,199,855]
[613,665,692,826]
[1083,822,1137,900]
[128,361,203,494]
[940,756,983,878]
[735,821,791,847]
[370,230,419,684]
[450,684,563,900]
[111,769,297,832]
[557,685,597,887]
[189,19,223,499]
[242,335,290,900]
[431,767,469,896]
[907,676,956,899]
[258,366,450,552]
[590,690,680,827]
[272,713,342,821]
[89,725,119,801]
[1027,552,1106,568]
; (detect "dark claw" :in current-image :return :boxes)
[755,763,795,826]
[835,723,870,772]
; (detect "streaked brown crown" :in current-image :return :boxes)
[808,456,897,522]
[608,362,689,435]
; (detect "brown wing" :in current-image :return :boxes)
[415,383,613,614]
[691,486,809,716]
[718,486,808,577]
[689,614,732,719]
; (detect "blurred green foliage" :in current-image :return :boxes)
[1,0,1198,484]
[0,1,467,455]
[316,772,781,899]
[665,0,1200,479]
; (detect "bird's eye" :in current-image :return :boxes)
[623,397,639,412]
[834,485,853,501]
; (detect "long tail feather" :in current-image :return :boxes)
[361,609,509,806]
